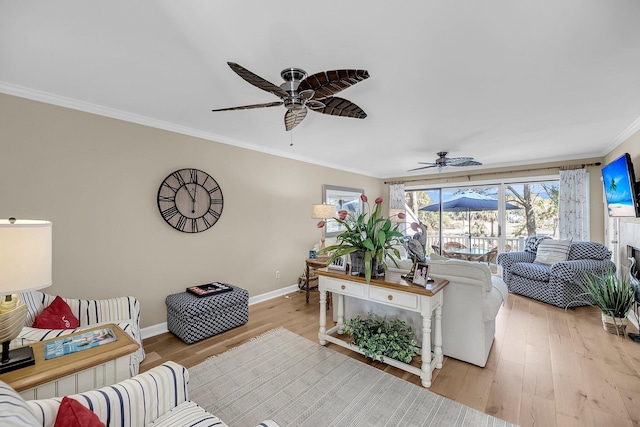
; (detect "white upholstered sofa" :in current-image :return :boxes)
[427,255,508,367]
[0,361,281,427]
[11,291,145,375]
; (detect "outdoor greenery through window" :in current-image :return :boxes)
[404,180,559,257]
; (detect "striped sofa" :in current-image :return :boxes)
[0,361,281,427]
[11,291,145,375]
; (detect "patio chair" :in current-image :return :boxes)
[443,241,467,259]
[468,246,498,264]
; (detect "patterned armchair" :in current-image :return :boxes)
[11,291,145,375]
[497,237,615,308]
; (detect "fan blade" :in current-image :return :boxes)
[212,101,283,112]
[284,108,307,131]
[446,156,473,163]
[452,160,482,166]
[298,69,369,100]
[227,62,288,99]
[311,97,367,118]
[305,99,325,110]
[447,157,482,166]
[407,164,437,172]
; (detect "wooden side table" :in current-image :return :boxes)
[301,258,328,304]
[0,324,139,399]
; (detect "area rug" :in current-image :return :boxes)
[188,328,517,427]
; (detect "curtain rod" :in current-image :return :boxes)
[384,162,602,185]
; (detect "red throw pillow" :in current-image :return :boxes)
[32,296,79,329]
[54,396,105,427]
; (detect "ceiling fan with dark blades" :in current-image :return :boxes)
[408,151,482,172]
[212,62,369,131]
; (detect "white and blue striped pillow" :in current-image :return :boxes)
[0,381,40,427]
[534,239,572,265]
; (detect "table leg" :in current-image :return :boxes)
[421,312,432,388]
[319,288,326,345]
[434,305,443,369]
[305,263,311,304]
[337,294,345,334]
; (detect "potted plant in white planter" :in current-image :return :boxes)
[575,269,636,335]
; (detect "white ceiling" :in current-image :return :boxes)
[2,1,640,179]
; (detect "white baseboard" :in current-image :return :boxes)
[140,283,299,339]
[141,322,169,339]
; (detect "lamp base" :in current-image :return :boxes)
[0,344,35,374]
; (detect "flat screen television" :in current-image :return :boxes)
[601,153,640,217]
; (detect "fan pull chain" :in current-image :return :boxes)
[290,129,293,146]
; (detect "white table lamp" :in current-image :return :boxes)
[311,204,336,250]
[0,218,52,374]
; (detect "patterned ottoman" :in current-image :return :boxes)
[166,284,249,344]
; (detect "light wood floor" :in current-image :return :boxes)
[141,289,640,427]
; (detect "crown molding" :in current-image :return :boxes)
[605,115,640,154]
[0,81,376,178]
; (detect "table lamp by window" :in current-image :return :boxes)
[311,204,336,251]
[0,218,52,374]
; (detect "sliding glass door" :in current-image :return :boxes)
[404,179,559,270]
[504,181,559,251]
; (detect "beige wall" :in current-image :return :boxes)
[4,91,631,329]
[0,93,383,327]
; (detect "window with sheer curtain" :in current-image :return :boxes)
[559,168,590,241]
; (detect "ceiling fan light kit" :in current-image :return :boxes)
[212,62,369,131]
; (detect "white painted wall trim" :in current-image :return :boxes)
[140,283,300,339]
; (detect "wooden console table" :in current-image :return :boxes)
[316,269,448,388]
[0,324,139,399]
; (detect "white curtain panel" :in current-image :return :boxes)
[389,183,405,209]
[559,168,590,241]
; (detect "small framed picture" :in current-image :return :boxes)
[412,262,429,286]
[328,254,347,271]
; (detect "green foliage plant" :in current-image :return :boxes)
[571,269,636,334]
[318,195,405,283]
[343,314,421,364]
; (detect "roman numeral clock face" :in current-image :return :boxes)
[157,168,224,233]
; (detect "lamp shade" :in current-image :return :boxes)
[0,219,52,295]
[311,204,335,219]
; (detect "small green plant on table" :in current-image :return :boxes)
[343,314,421,363]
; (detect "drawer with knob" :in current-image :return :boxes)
[369,287,418,310]
[322,277,365,297]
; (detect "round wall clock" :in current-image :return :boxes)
[157,168,224,233]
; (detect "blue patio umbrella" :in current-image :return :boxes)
[419,192,520,241]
